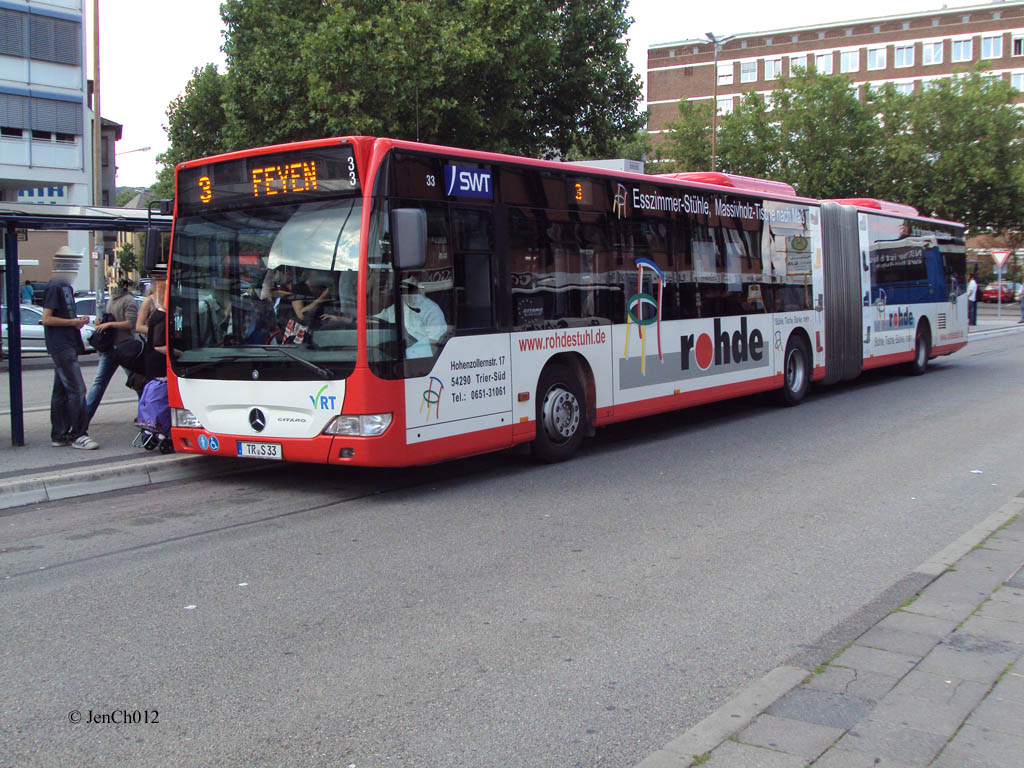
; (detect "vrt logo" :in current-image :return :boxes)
[309,385,337,410]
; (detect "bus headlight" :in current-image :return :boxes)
[172,408,204,429]
[323,413,393,437]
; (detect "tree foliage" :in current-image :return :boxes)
[655,99,713,172]
[156,0,643,187]
[153,64,228,198]
[657,66,1024,232]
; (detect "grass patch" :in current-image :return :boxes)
[692,752,710,765]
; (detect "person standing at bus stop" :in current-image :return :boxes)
[85,278,139,424]
[40,275,98,450]
[20,280,34,304]
[967,272,978,326]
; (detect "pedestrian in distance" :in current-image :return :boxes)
[40,275,98,450]
[966,272,978,326]
[20,279,34,304]
[85,278,140,424]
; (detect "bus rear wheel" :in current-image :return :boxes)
[907,326,930,376]
[532,363,585,463]
[777,335,810,407]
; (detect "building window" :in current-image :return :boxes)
[818,31,825,40]
[717,62,733,85]
[962,15,970,24]
[765,37,772,46]
[740,61,757,82]
[902,22,910,31]
[923,41,943,65]
[873,25,881,34]
[55,132,75,143]
[951,38,973,63]
[763,93,774,111]
[1012,72,1024,91]
[815,52,833,74]
[1,126,23,138]
[895,82,914,96]
[790,54,807,72]
[895,45,914,67]
[31,130,52,141]
[1014,35,1024,56]
[717,96,734,115]
[765,58,782,80]
[0,9,27,57]
[981,35,1003,59]
[28,15,82,66]
[994,12,1001,21]
[932,18,939,27]
[840,50,859,73]
[867,47,886,70]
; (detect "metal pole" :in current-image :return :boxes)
[91,0,102,292]
[5,223,25,446]
[997,263,1003,319]
[710,39,718,171]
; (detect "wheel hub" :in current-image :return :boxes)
[542,386,580,442]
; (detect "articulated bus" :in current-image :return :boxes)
[164,136,967,465]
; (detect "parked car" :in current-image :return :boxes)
[981,282,1014,302]
[73,293,147,320]
[1,304,96,354]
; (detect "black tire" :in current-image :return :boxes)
[532,363,585,463]
[907,325,930,376]
[776,335,811,407]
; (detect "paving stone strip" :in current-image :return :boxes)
[634,497,1024,768]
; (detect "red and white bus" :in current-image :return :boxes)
[163,136,967,465]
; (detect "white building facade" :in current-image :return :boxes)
[0,0,91,288]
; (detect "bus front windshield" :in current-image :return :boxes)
[168,196,362,380]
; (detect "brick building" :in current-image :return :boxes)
[647,1,1024,140]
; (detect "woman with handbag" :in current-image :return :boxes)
[85,278,140,424]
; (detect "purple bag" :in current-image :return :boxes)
[135,379,170,436]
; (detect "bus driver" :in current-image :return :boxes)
[325,274,447,358]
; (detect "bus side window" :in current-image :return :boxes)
[452,208,494,332]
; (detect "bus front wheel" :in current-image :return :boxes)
[532,364,585,463]
[777,335,811,407]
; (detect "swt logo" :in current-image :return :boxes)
[445,166,492,199]
[680,318,766,373]
[309,385,337,410]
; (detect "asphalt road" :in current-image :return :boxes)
[2,332,1023,767]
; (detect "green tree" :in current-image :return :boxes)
[716,92,780,179]
[153,63,228,198]
[900,71,1024,229]
[655,99,713,172]
[157,0,643,184]
[770,69,880,199]
[116,241,138,276]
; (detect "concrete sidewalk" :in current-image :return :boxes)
[636,496,1024,768]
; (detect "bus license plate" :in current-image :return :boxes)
[236,441,282,460]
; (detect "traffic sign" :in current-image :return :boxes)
[992,250,1010,267]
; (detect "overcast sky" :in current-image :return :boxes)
[93,0,978,188]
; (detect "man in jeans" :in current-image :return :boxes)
[85,279,139,424]
[41,276,99,450]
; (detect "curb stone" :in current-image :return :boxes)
[0,453,263,511]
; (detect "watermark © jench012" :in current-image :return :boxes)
[67,709,159,724]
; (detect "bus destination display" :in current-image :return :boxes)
[178,144,360,215]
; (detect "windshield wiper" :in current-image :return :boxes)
[253,345,333,379]
[178,354,254,377]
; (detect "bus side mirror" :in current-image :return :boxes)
[143,227,163,272]
[392,208,427,271]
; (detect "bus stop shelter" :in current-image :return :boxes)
[1,202,172,447]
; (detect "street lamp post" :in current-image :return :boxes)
[706,31,736,172]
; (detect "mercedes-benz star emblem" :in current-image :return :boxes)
[249,408,266,432]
